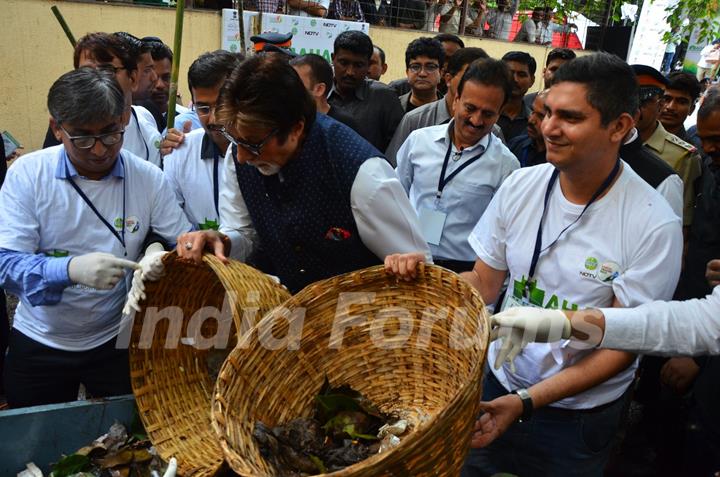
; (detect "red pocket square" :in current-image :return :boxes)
[325,227,352,241]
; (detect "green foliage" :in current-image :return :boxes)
[661,0,720,45]
[50,454,91,477]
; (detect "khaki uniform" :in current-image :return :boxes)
[644,121,703,226]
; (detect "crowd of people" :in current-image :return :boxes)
[1,24,719,477]
[200,0,570,41]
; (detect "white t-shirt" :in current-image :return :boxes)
[469,162,683,409]
[164,129,225,230]
[0,146,191,351]
[124,105,162,168]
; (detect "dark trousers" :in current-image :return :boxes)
[3,329,131,408]
[461,371,627,477]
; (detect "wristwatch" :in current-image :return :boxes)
[512,388,533,422]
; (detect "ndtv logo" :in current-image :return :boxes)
[322,22,338,28]
[305,31,319,36]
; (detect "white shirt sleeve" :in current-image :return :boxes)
[612,219,683,306]
[394,133,415,194]
[148,169,192,246]
[655,175,684,221]
[600,286,720,356]
[162,153,185,209]
[218,151,258,261]
[351,158,432,262]
[0,159,39,252]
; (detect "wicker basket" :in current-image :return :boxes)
[212,264,489,476]
[129,252,291,476]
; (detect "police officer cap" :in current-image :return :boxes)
[631,64,668,102]
[250,32,293,45]
[261,43,298,58]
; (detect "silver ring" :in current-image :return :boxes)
[184,241,193,250]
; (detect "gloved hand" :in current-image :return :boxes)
[163,457,177,477]
[68,252,140,290]
[490,307,571,370]
[122,245,167,315]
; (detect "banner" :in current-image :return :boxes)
[627,0,677,68]
[221,9,369,62]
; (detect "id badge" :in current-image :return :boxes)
[418,207,447,246]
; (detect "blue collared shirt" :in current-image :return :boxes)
[395,121,520,261]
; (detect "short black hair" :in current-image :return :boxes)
[546,48,576,65]
[552,52,638,126]
[434,33,464,49]
[405,37,445,69]
[502,51,537,76]
[73,32,137,72]
[188,50,243,91]
[217,55,316,143]
[666,72,702,103]
[457,58,513,106]
[698,86,720,120]
[333,30,373,59]
[446,47,489,77]
[374,45,386,65]
[146,39,173,62]
[290,54,334,97]
[113,32,152,59]
[48,67,126,125]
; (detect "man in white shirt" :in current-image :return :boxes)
[164,50,243,231]
[130,55,431,296]
[41,33,163,169]
[386,53,683,476]
[396,58,519,273]
[0,69,190,408]
[77,32,163,168]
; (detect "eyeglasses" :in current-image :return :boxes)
[97,63,127,75]
[214,126,278,156]
[192,104,215,117]
[408,63,440,73]
[61,126,125,149]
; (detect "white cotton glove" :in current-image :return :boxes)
[122,246,167,315]
[163,457,177,477]
[490,307,571,371]
[67,252,140,290]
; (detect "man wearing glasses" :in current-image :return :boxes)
[395,58,518,274]
[633,64,703,229]
[399,38,445,114]
[163,51,243,232]
[42,33,163,169]
[0,69,190,407]
[129,55,430,296]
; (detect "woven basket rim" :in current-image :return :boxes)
[212,263,489,476]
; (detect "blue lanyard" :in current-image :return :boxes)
[64,154,127,256]
[524,160,621,298]
[436,133,492,199]
[130,108,150,163]
[212,143,221,218]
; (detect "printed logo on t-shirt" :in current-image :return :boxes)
[125,216,140,233]
[509,276,579,311]
[579,258,621,283]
